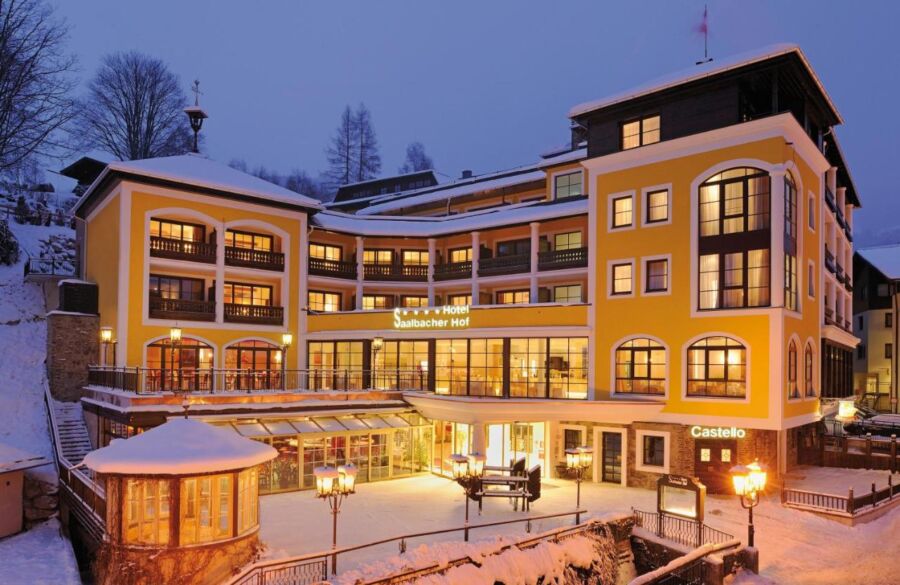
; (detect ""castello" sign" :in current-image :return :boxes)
[393,305,470,330]
[689,425,747,439]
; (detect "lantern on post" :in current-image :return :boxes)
[99,326,115,366]
[280,332,293,390]
[565,446,593,524]
[731,460,767,547]
[450,453,485,541]
[314,464,357,575]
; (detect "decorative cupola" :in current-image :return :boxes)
[184,79,208,154]
[83,418,276,585]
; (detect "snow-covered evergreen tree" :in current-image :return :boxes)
[14,195,31,224]
[0,219,19,265]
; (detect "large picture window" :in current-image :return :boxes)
[226,229,273,252]
[615,338,666,394]
[150,218,205,242]
[123,479,170,545]
[699,168,770,236]
[308,291,341,312]
[179,474,233,545]
[224,282,272,306]
[150,275,205,301]
[699,249,769,309]
[621,115,660,150]
[687,336,747,398]
[309,243,341,261]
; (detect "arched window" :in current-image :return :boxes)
[146,338,214,392]
[804,343,815,397]
[687,336,746,398]
[784,172,799,311]
[698,167,771,310]
[615,338,666,394]
[225,340,284,391]
[788,341,799,398]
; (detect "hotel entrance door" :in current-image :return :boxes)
[694,440,736,494]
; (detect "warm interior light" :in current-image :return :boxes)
[837,399,857,420]
[99,326,113,343]
[727,350,740,365]
[372,337,384,352]
[281,332,293,349]
[169,326,183,344]
[468,453,486,477]
[731,460,767,497]
[566,447,593,470]
[337,464,358,494]
[314,466,339,497]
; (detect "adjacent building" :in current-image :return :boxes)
[67,44,861,507]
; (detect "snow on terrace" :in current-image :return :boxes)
[0,518,80,585]
[259,474,900,585]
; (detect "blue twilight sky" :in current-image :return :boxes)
[51,1,900,244]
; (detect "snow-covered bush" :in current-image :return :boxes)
[14,195,31,224]
[0,219,20,265]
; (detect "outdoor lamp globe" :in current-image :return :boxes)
[314,466,339,497]
[450,454,469,479]
[337,464,358,494]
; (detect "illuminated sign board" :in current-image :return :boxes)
[657,474,706,521]
[689,425,747,439]
[393,305,470,330]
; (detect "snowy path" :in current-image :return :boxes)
[260,474,900,585]
[0,519,81,585]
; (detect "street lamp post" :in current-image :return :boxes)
[280,332,293,390]
[730,460,767,548]
[451,453,485,542]
[99,326,115,366]
[168,325,182,391]
[565,446,593,524]
[371,337,384,389]
[314,464,357,575]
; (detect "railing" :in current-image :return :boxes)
[782,477,900,517]
[228,510,588,585]
[225,246,285,271]
[844,223,853,242]
[825,187,836,211]
[23,257,76,277]
[630,539,741,585]
[632,510,734,549]
[308,257,357,279]
[149,235,216,263]
[433,260,472,281]
[836,207,846,229]
[824,247,835,273]
[149,297,215,321]
[538,247,588,271]
[363,263,428,281]
[224,303,283,325]
[844,275,853,292]
[836,263,844,281]
[87,366,429,394]
[478,253,530,276]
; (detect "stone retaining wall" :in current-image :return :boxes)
[24,473,59,529]
[46,312,98,402]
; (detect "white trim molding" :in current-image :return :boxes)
[640,183,673,228]
[680,331,752,404]
[640,253,672,297]
[635,429,670,474]
[609,333,670,399]
[607,257,636,299]
[606,190,636,232]
[593,426,627,486]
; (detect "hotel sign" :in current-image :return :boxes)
[393,305,470,330]
[690,425,747,439]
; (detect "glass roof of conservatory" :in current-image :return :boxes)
[217,412,429,438]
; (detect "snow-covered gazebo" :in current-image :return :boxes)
[83,418,276,585]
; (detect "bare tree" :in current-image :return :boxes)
[325,105,356,189]
[0,0,77,173]
[354,103,380,182]
[398,141,433,174]
[77,51,192,160]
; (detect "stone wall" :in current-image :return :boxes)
[23,473,59,529]
[46,312,98,401]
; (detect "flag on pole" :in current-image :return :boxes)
[696,5,709,35]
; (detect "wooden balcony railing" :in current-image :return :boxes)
[538,247,588,271]
[434,260,472,280]
[478,254,530,276]
[363,263,428,281]
[149,236,216,263]
[224,303,283,325]
[308,257,357,279]
[149,297,215,321]
[224,246,284,271]
[825,247,836,273]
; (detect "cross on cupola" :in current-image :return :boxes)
[184,79,208,154]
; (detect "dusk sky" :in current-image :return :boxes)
[52,1,899,244]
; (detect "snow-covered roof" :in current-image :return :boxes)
[0,443,50,474]
[76,154,322,213]
[337,169,438,190]
[569,44,841,123]
[82,418,277,475]
[538,147,587,168]
[858,245,900,281]
[358,167,546,216]
[314,197,588,237]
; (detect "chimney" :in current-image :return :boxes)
[460,170,473,179]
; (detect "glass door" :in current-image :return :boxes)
[601,432,623,484]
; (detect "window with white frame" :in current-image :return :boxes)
[645,189,669,224]
[621,115,660,150]
[554,171,583,199]
[611,263,633,295]
[636,430,669,472]
[645,258,669,293]
[554,284,583,303]
[611,195,633,229]
[554,231,583,251]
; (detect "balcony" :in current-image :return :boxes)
[149,297,215,321]
[224,303,283,325]
[825,187,836,212]
[538,247,588,271]
[434,261,472,281]
[843,275,853,293]
[825,247,836,274]
[844,223,853,242]
[224,246,284,271]
[836,207,846,230]
[149,236,216,263]
[363,263,427,282]
[836,263,845,281]
[308,258,357,279]
[824,305,834,325]
[478,254,530,277]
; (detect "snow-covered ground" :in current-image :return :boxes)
[783,465,893,495]
[260,472,900,585]
[0,518,80,584]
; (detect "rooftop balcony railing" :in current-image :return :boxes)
[224,246,285,271]
[434,260,472,281]
[149,297,215,321]
[308,258,357,279]
[149,236,216,263]
[224,303,283,326]
[364,263,428,282]
[478,254,530,276]
[538,247,588,271]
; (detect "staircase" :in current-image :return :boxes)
[52,401,94,467]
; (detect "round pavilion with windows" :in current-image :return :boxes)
[83,417,277,585]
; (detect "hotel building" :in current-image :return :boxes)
[68,44,860,510]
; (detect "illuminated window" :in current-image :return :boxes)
[224,282,272,306]
[553,171,583,199]
[150,274,204,301]
[700,448,711,462]
[611,263,633,295]
[699,167,770,237]
[646,189,669,223]
[179,474,232,545]
[645,259,668,293]
[309,243,342,261]
[554,231,582,251]
[496,290,530,305]
[123,479,170,545]
[226,229,273,252]
[362,295,391,310]
[448,294,472,306]
[788,341,799,398]
[402,250,429,266]
[615,338,666,394]
[308,291,341,312]
[554,284,582,303]
[401,296,428,308]
[721,448,732,463]
[612,195,633,228]
[621,115,660,150]
[805,343,815,397]
[687,336,747,398]
[449,247,472,263]
[363,249,394,265]
[237,467,259,535]
[150,218,205,242]
[699,249,769,309]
